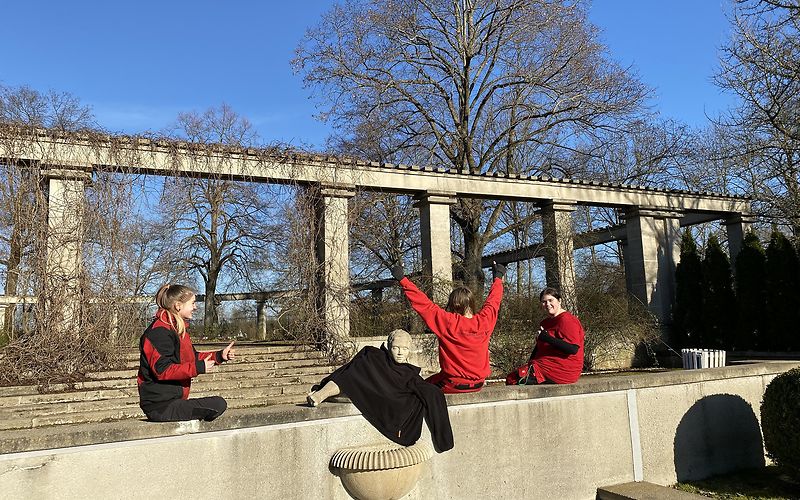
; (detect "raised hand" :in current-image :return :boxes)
[390,263,405,281]
[492,261,506,280]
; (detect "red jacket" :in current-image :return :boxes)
[137,310,224,412]
[399,277,503,384]
[531,311,585,384]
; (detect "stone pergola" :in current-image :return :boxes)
[0,128,752,339]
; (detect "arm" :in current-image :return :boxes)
[476,278,504,324]
[142,328,203,379]
[196,348,229,365]
[537,330,579,355]
[398,277,445,335]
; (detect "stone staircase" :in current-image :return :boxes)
[0,342,336,433]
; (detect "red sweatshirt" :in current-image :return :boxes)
[531,311,585,384]
[399,277,503,384]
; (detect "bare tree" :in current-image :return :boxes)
[161,104,279,331]
[715,0,800,238]
[295,0,648,291]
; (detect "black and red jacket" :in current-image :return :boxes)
[137,310,226,412]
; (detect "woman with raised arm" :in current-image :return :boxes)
[137,284,235,422]
[391,262,505,393]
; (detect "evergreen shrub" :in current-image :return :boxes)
[761,367,800,480]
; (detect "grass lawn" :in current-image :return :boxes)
[674,466,800,499]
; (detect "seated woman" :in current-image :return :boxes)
[137,284,235,422]
[391,262,505,393]
[308,329,453,452]
[506,287,585,385]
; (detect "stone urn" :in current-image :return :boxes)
[329,441,433,500]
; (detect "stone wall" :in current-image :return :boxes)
[0,362,792,500]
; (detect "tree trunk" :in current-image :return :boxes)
[204,268,219,333]
[456,201,486,294]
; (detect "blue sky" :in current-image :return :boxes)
[0,1,733,150]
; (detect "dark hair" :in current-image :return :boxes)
[446,286,476,316]
[155,283,195,336]
[539,287,561,301]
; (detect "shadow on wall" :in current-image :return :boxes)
[673,393,765,482]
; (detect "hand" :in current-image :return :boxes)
[203,358,216,373]
[492,261,506,280]
[222,341,236,361]
[390,263,405,281]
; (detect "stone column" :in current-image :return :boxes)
[540,200,578,311]
[724,213,756,270]
[315,184,355,342]
[256,300,268,341]
[0,303,6,334]
[413,191,456,304]
[623,207,683,327]
[42,166,91,334]
[108,305,119,344]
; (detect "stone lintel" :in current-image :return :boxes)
[319,184,356,199]
[724,212,757,226]
[538,199,577,213]
[413,191,457,207]
[40,165,92,182]
[624,206,683,220]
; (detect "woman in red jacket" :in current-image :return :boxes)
[391,262,505,393]
[506,287,584,385]
[137,284,235,422]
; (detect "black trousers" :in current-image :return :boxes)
[145,396,227,422]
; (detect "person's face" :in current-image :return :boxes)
[390,340,411,363]
[540,294,562,317]
[176,294,197,320]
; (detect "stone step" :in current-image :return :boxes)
[0,371,327,408]
[113,350,326,369]
[0,393,306,431]
[87,359,332,381]
[0,364,334,400]
[0,383,313,422]
[117,343,321,361]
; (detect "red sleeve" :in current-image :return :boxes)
[555,313,584,346]
[142,328,200,380]
[476,278,503,324]
[399,277,446,336]
[196,349,224,364]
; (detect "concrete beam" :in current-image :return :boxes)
[0,128,750,214]
[482,224,628,267]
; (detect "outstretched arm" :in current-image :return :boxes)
[398,277,446,336]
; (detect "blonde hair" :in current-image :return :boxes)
[155,284,195,337]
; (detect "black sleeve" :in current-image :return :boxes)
[537,331,579,355]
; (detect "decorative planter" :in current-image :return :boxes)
[330,441,433,500]
[682,348,726,369]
